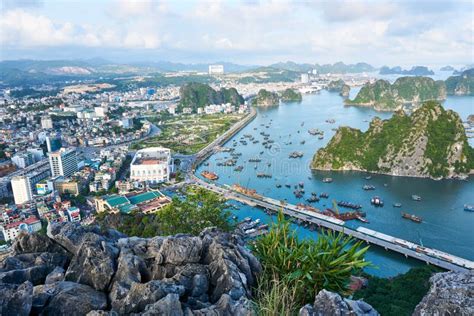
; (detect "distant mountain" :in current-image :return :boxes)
[440,65,455,72]
[379,66,434,76]
[131,61,257,73]
[269,61,375,74]
[445,68,474,96]
[327,79,350,98]
[346,77,446,111]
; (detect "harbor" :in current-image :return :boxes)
[191,90,474,277]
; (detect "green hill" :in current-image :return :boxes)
[445,68,474,96]
[178,82,244,113]
[252,89,280,106]
[327,79,350,97]
[280,88,302,102]
[346,77,446,111]
[311,101,473,179]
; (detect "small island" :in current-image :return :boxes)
[311,101,473,179]
[280,88,302,103]
[252,89,280,106]
[179,82,244,113]
[379,66,434,76]
[440,65,455,72]
[327,79,350,98]
[346,77,446,111]
[445,68,474,96]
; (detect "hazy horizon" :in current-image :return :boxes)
[1,0,473,67]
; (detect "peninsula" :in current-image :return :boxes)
[311,101,473,179]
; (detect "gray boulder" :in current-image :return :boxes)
[45,266,65,284]
[299,289,379,316]
[13,232,66,254]
[65,235,119,291]
[159,235,203,265]
[37,281,108,315]
[0,281,33,316]
[142,293,184,316]
[413,271,474,316]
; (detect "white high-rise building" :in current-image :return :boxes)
[208,64,224,75]
[11,176,33,205]
[41,116,53,129]
[48,148,78,178]
[301,73,310,83]
[130,147,171,184]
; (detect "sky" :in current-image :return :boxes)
[0,0,473,67]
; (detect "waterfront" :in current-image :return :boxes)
[196,90,474,277]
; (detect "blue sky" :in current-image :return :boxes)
[1,0,473,67]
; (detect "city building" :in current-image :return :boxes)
[54,177,80,196]
[11,152,34,169]
[67,206,81,222]
[26,148,44,162]
[130,147,172,184]
[208,64,224,75]
[301,73,310,84]
[11,176,33,204]
[48,148,78,177]
[41,115,53,129]
[46,134,62,152]
[95,190,171,214]
[0,216,42,242]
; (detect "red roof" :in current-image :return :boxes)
[5,216,40,229]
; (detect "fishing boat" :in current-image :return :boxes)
[362,184,375,190]
[285,184,291,188]
[318,135,324,140]
[319,192,329,198]
[232,184,262,199]
[393,203,402,208]
[370,196,384,206]
[322,178,333,183]
[464,204,474,212]
[256,173,272,178]
[337,201,362,210]
[276,184,282,188]
[306,196,320,203]
[298,182,304,188]
[233,166,244,172]
[412,195,422,201]
[326,119,336,124]
[401,212,422,223]
[365,176,372,180]
[300,140,306,145]
[289,151,304,158]
[201,171,219,181]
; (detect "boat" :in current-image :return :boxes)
[289,151,304,158]
[401,212,422,223]
[464,204,474,212]
[319,192,329,198]
[393,203,402,208]
[322,178,333,183]
[306,196,320,203]
[201,171,219,181]
[412,195,422,201]
[370,196,384,206]
[318,135,324,140]
[232,184,262,199]
[256,173,272,178]
[365,176,372,180]
[285,184,291,188]
[276,184,282,188]
[325,119,336,124]
[300,140,306,145]
[362,184,375,191]
[298,182,304,188]
[233,166,244,172]
[337,201,362,210]
[308,128,323,136]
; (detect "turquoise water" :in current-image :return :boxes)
[196,90,474,277]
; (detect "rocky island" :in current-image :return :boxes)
[312,101,473,179]
[252,89,280,106]
[327,79,351,98]
[280,88,302,102]
[379,66,434,76]
[445,68,474,96]
[346,77,446,111]
[179,82,244,113]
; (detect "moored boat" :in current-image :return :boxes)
[370,196,384,206]
[464,204,474,212]
[401,212,422,223]
[412,195,422,201]
[201,171,219,181]
[322,178,333,183]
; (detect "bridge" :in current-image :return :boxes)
[184,106,474,273]
[190,175,474,273]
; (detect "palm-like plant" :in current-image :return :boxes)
[252,210,370,306]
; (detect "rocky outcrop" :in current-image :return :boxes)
[312,101,473,179]
[413,271,474,316]
[252,89,280,106]
[327,79,351,98]
[0,223,261,315]
[299,289,379,316]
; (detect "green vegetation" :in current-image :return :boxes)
[178,82,244,113]
[251,89,280,106]
[133,113,244,154]
[252,211,369,312]
[445,68,474,96]
[327,79,351,97]
[280,88,302,103]
[312,101,473,178]
[96,187,234,237]
[347,77,446,111]
[353,266,440,316]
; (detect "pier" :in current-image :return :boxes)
[190,175,474,273]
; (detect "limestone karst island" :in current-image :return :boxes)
[1,1,473,315]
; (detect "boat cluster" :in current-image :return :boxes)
[237,217,269,238]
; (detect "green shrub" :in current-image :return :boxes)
[252,211,370,306]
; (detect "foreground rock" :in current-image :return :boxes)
[1,223,261,315]
[299,289,379,316]
[413,271,474,316]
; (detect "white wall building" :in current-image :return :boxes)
[1,216,42,242]
[48,148,78,177]
[130,147,171,184]
[301,73,310,83]
[12,152,35,169]
[41,116,53,129]
[208,64,224,75]
[11,176,33,204]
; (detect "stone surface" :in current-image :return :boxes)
[0,281,33,316]
[413,271,474,316]
[299,289,379,316]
